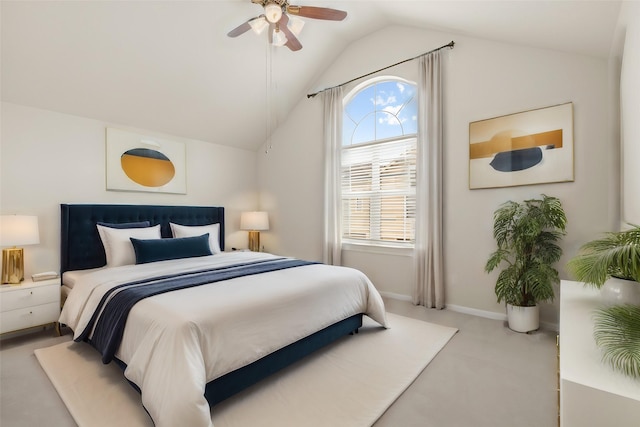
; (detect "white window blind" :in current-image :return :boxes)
[341,137,416,246]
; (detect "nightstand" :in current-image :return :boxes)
[0,277,61,336]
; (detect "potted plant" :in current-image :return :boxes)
[566,224,640,305]
[567,225,640,378]
[485,194,567,332]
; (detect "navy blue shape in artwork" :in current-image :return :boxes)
[490,147,543,172]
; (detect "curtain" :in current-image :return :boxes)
[414,51,444,308]
[322,87,343,266]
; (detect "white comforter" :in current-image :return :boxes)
[59,252,387,427]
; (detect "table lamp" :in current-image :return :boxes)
[0,215,40,284]
[240,211,269,252]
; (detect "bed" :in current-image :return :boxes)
[58,204,387,427]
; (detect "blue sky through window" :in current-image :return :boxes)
[343,80,417,146]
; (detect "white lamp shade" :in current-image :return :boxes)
[287,16,305,36]
[0,215,40,246]
[272,28,288,47]
[264,2,283,23]
[240,211,269,231]
[249,16,269,35]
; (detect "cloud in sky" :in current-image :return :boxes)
[378,105,406,126]
[372,92,397,107]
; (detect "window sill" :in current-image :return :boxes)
[341,242,414,257]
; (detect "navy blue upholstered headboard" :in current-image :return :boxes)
[60,204,225,274]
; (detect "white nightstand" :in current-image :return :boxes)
[0,277,61,336]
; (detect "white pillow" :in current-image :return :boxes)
[97,224,161,267]
[170,222,221,254]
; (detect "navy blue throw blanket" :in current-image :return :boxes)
[76,258,318,363]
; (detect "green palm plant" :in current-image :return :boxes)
[485,195,567,307]
[566,224,640,287]
[593,305,640,379]
[567,225,640,380]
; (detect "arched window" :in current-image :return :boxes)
[341,78,417,247]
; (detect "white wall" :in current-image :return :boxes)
[619,2,640,225]
[258,26,618,325]
[1,102,259,277]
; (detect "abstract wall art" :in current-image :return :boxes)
[106,128,187,194]
[469,102,574,189]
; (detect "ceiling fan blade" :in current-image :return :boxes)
[227,15,263,37]
[227,19,253,38]
[279,14,302,51]
[287,5,347,21]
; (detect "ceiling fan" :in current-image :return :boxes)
[227,0,347,51]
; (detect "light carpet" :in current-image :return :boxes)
[35,313,457,427]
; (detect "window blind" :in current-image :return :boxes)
[341,137,416,246]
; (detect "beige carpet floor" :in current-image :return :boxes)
[34,313,457,427]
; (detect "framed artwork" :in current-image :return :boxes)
[106,128,187,194]
[469,102,574,189]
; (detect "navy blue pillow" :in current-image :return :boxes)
[130,234,212,265]
[97,221,151,229]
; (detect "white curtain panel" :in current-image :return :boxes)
[414,51,444,308]
[322,87,344,266]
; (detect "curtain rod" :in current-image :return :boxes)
[306,40,454,99]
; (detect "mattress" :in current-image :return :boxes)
[61,268,104,305]
[62,268,104,289]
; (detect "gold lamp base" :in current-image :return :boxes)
[2,247,25,284]
[248,230,261,252]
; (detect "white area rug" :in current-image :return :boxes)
[35,313,457,427]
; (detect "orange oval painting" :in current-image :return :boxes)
[121,148,175,187]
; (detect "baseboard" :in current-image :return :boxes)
[379,291,412,302]
[381,293,559,332]
[445,304,507,321]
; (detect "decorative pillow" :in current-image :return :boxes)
[130,234,212,265]
[97,221,152,264]
[96,224,161,267]
[170,222,221,254]
[96,221,151,229]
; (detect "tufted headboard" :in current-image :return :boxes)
[60,204,225,275]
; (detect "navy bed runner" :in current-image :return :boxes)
[76,257,318,363]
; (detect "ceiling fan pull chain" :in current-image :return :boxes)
[265,42,275,154]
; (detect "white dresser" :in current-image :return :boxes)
[0,278,61,335]
[559,280,640,426]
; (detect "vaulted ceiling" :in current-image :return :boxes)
[1,1,622,151]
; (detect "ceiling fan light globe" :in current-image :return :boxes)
[272,28,288,46]
[249,16,268,34]
[264,3,283,23]
[287,16,305,36]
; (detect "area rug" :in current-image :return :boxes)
[35,313,457,427]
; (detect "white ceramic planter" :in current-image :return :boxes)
[600,277,640,306]
[506,304,539,333]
